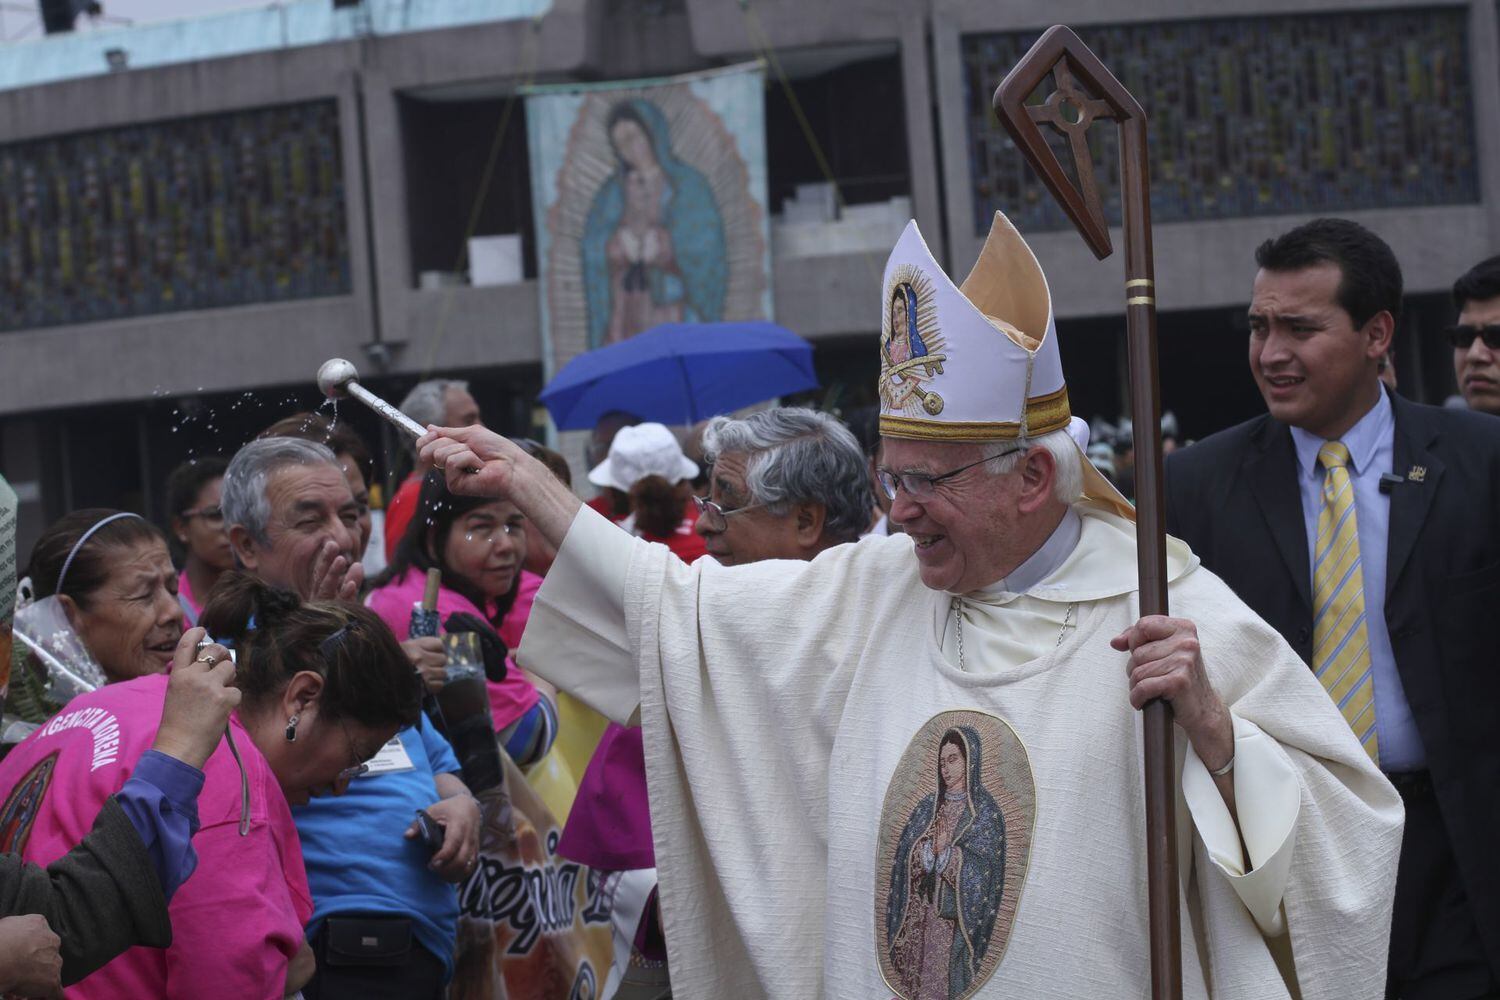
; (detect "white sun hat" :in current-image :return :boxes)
[588,422,699,492]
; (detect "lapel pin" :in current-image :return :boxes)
[1406,465,1427,483]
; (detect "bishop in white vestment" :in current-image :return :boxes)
[419,212,1403,1000]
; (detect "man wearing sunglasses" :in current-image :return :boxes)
[424,212,1401,1000]
[1451,255,1500,416]
[1168,219,1500,999]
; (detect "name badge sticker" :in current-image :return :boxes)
[360,735,416,776]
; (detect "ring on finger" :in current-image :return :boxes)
[195,653,219,666]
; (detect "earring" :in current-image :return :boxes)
[285,715,300,743]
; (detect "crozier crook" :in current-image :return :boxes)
[994,26,1181,1000]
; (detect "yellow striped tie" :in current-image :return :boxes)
[1313,441,1378,763]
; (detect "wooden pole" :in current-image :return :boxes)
[993,26,1181,999]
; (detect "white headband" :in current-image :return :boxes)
[55,512,144,597]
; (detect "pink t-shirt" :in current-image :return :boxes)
[176,569,201,624]
[366,568,543,730]
[0,674,311,1000]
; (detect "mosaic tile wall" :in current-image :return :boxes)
[0,100,350,333]
[962,8,1479,236]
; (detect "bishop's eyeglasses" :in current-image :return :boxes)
[876,446,1024,501]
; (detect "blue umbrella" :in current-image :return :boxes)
[538,322,819,430]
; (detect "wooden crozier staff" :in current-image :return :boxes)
[993,26,1182,1000]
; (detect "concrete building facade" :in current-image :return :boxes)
[1,0,1495,550]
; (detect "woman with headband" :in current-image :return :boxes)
[21,509,185,687]
[0,570,422,999]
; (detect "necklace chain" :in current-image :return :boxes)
[951,597,1076,672]
[951,596,964,670]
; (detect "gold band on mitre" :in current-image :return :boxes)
[880,385,1072,441]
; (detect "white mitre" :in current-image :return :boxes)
[877,211,1133,519]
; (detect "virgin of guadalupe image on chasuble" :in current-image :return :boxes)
[877,710,1036,1000]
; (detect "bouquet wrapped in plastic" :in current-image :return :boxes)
[5,578,106,733]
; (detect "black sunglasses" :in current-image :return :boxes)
[1446,324,1500,350]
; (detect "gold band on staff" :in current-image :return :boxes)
[1125,279,1154,289]
[1126,295,1155,306]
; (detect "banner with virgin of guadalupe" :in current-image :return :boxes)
[526,62,773,376]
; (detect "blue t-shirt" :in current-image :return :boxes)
[293,714,462,977]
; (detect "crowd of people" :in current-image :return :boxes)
[0,226,1495,1000]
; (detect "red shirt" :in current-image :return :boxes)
[586,493,630,524]
[382,473,423,564]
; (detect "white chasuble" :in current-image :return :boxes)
[518,504,1403,1000]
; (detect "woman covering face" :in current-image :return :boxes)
[25,509,185,684]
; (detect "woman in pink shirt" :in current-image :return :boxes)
[0,572,422,1000]
[366,473,554,765]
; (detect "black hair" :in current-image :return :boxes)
[370,472,522,629]
[593,410,643,437]
[844,405,881,460]
[514,438,573,488]
[199,571,420,730]
[1453,255,1500,313]
[162,456,229,563]
[27,510,169,607]
[1254,218,1403,328]
[164,456,229,520]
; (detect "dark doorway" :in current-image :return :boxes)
[765,47,910,213]
[399,93,536,283]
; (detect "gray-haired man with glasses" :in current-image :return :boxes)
[692,408,872,565]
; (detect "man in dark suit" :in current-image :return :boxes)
[1166,218,1500,1000]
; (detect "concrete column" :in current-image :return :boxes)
[929,10,975,271]
[338,68,381,357]
[1469,0,1500,250]
[898,9,944,254]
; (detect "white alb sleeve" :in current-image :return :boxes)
[1180,712,1301,937]
[516,505,643,725]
